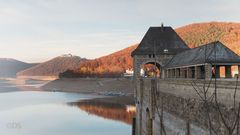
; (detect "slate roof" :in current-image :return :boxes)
[165,41,240,68]
[131,26,190,56]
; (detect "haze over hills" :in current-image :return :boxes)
[17,54,86,77]
[0,58,36,77]
[61,22,240,78]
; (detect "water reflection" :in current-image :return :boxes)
[0,78,47,92]
[68,96,136,125]
[0,78,135,135]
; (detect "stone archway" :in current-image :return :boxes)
[140,61,162,78]
[133,55,166,79]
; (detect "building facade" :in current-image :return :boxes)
[132,25,240,135]
[132,26,240,80]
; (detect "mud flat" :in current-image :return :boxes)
[41,78,134,95]
[17,76,58,81]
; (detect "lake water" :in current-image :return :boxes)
[0,79,133,135]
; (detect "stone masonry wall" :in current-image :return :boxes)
[135,78,240,135]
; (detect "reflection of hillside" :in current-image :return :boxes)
[69,97,136,125]
[6,78,48,91]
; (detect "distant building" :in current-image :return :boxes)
[126,69,134,74]
[124,69,134,77]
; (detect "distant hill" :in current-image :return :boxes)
[176,22,240,54]
[59,45,137,78]
[60,22,240,78]
[17,54,86,77]
[0,58,36,77]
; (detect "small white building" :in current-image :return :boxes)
[124,69,134,77]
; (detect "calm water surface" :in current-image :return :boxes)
[0,79,132,135]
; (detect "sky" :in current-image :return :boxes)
[0,0,240,63]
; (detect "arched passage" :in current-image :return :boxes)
[140,61,162,78]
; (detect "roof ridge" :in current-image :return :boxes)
[165,42,240,68]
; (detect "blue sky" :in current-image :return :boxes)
[0,0,240,63]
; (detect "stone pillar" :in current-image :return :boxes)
[180,68,184,78]
[167,69,170,78]
[161,69,165,79]
[136,78,144,135]
[194,66,198,79]
[133,57,141,79]
[167,69,169,78]
[179,68,182,78]
[174,69,177,78]
[205,64,212,80]
[172,68,176,78]
[169,69,172,78]
[187,67,193,78]
[184,68,188,78]
[176,68,179,78]
[195,66,203,79]
[225,65,232,78]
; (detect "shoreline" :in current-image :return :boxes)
[41,77,134,96]
[0,77,135,106]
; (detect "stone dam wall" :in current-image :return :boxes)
[135,78,240,135]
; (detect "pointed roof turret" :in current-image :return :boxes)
[131,26,190,56]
